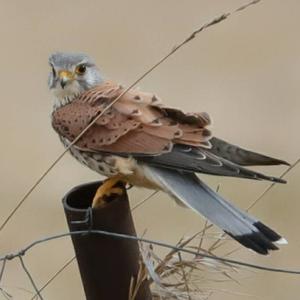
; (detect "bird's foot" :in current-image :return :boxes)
[92,176,125,209]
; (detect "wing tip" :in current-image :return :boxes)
[257,158,290,167]
[281,160,291,166]
[271,177,287,184]
[210,137,290,167]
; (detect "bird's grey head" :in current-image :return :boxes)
[48,52,103,104]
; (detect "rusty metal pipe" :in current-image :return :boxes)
[62,181,152,300]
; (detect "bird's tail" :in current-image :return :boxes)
[145,166,287,255]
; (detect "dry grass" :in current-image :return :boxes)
[129,223,243,300]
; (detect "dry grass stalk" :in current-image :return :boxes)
[130,224,241,300]
[128,260,149,300]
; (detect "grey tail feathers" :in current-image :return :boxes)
[146,166,287,255]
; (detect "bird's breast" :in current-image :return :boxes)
[59,137,162,190]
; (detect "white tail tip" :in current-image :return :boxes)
[276,237,288,245]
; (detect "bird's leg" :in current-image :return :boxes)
[92,175,126,209]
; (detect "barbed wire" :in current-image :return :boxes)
[18,256,44,300]
[0,0,263,232]
[2,229,300,275]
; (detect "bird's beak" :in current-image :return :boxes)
[58,70,74,89]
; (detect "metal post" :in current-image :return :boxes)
[63,181,152,300]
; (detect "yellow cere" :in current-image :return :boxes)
[58,70,74,80]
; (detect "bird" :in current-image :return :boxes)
[49,51,288,255]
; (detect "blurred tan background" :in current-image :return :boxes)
[0,0,299,299]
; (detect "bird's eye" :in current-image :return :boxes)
[75,64,87,75]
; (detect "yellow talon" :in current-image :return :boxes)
[92,176,125,209]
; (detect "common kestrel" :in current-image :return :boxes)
[49,52,288,255]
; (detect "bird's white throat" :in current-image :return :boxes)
[52,81,85,111]
[53,94,81,111]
